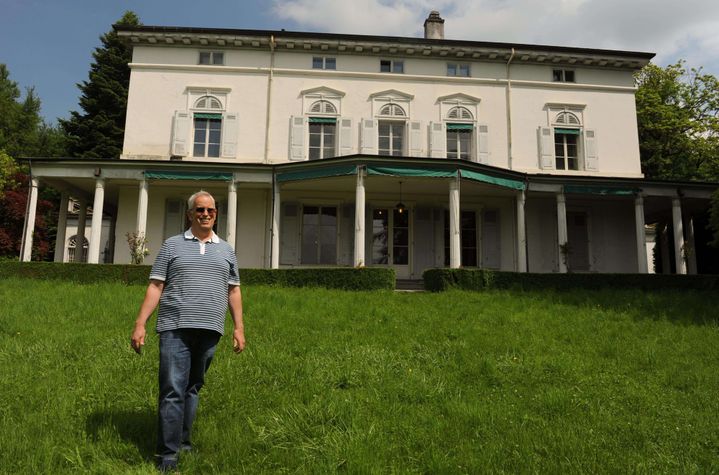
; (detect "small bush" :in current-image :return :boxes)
[423,268,719,292]
[0,262,395,290]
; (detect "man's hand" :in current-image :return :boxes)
[131,323,146,355]
[233,328,245,354]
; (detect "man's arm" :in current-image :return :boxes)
[228,285,245,353]
[131,279,165,354]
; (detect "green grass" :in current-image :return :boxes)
[1,278,718,474]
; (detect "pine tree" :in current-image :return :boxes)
[61,11,140,158]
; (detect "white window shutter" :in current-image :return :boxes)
[538,126,555,169]
[360,118,378,155]
[476,124,489,164]
[408,121,422,156]
[289,116,307,161]
[221,113,239,158]
[429,121,446,158]
[338,117,354,156]
[584,129,598,171]
[172,111,190,156]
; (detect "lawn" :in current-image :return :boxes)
[0,277,718,474]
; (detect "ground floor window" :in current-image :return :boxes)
[68,235,88,263]
[371,208,409,265]
[301,205,337,264]
[444,210,478,266]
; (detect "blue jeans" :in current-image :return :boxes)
[157,328,221,462]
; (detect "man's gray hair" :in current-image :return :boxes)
[187,190,216,210]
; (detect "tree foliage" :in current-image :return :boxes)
[60,11,140,159]
[635,61,719,181]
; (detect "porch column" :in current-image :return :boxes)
[686,216,697,275]
[556,192,568,273]
[449,177,461,268]
[136,179,148,238]
[634,195,648,273]
[354,169,365,267]
[516,190,527,272]
[54,192,69,262]
[75,198,88,262]
[226,180,238,250]
[671,197,687,275]
[87,178,105,264]
[270,178,280,269]
[20,176,40,262]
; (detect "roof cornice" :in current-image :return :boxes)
[115,25,654,71]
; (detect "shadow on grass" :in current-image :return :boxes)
[86,408,156,460]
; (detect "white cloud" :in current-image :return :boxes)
[271,0,719,76]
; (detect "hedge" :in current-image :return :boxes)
[423,268,719,292]
[0,262,396,291]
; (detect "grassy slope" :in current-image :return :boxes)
[0,278,717,474]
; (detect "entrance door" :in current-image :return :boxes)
[371,208,410,278]
[301,205,337,264]
[567,211,590,271]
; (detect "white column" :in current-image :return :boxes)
[75,198,88,262]
[54,192,69,262]
[686,216,697,275]
[672,197,687,275]
[449,178,461,268]
[87,178,105,264]
[20,177,40,262]
[136,179,148,238]
[226,181,238,250]
[516,190,527,272]
[354,170,366,267]
[634,195,648,274]
[556,192,568,273]
[270,179,280,269]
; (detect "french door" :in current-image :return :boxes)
[371,207,410,278]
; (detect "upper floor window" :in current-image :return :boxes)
[446,107,474,160]
[199,51,224,65]
[312,56,336,70]
[377,104,407,157]
[447,63,470,77]
[429,94,487,163]
[380,59,404,74]
[538,106,597,172]
[552,112,581,170]
[553,69,575,82]
[192,95,224,158]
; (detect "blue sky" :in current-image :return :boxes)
[2,0,718,124]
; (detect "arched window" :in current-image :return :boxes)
[552,112,582,170]
[379,103,406,117]
[309,100,337,115]
[447,106,474,121]
[554,112,580,126]
[67,235,88,263]
[191,96,224,157]
[194,95,223,110]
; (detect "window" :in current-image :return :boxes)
[553,69,575,82]
[312,56,336,70]
[443,210,478,266]
[378,103,407,156]
[67,235,88,263]
[301,206,337,264]
[446,107,474,160]
[553,112,581,170]
[199,51,224,65]
[371,208,409,265]
[191,95,224,157]
[308,100,338,160]
[447,63,470,77]
[380,59,404,73]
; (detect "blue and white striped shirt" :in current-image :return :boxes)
[150,230,240,335]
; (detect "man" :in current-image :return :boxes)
[131,190,245,472]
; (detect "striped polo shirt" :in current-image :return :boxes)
[150,230,240,335]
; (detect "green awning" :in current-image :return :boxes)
[277,164,357,182]
[460,170,526,190]
[144,170,233,181]
[554,128,580,135]
[564,185,639,196]
[309,117,337,124]
[366,166,458,178]
[194,113,222,120]
[447,123,474,131]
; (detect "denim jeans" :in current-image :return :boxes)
[157,328,221,462]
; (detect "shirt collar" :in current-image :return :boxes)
[184,229,220,243]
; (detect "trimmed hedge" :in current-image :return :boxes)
[423,268,719,292]
[0,262,395,291]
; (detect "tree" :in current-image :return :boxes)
[60,11,140,159]
[635,61,719,181]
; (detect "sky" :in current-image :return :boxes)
[2,0,718,124]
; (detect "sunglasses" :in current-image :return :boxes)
[194,207,217,214]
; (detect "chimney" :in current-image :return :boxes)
[423,11,445,40]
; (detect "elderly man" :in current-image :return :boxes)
[131,190,244,472]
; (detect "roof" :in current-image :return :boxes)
[114,24,654,70]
